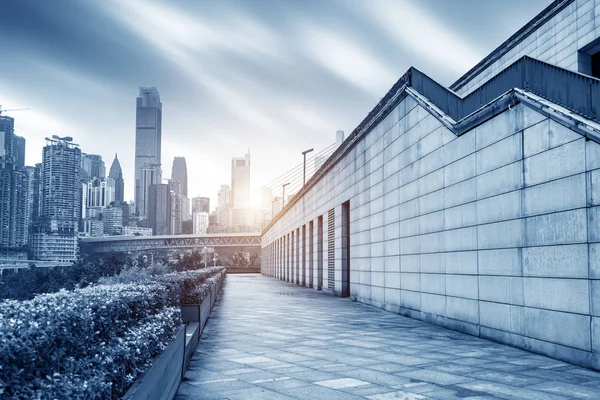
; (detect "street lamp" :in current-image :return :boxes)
[281,183,290,208]
[271,197,280,219]
[302,148,314,186]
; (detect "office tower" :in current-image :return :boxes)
[137,164,161,218]
[181,196,190,221]
[192,211,209,234]
[109,153,125,203]
[0,116,29,250]
[13,135,25,170]
[134,87,162,216]
[0,115,14,247]
[192,196,210,214]
[148,183,170,235]
[216,184,231,226]
[168,180,182,235]
[30,136,81,262]
[231,152,250,209]
[259,186,273,212]
[171,156,187,196]
[81,154,105,181]
[103,205,123,235]
[86,177,116,208]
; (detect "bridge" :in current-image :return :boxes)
[79,233,262,254]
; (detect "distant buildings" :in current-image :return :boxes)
[147,183,170,235]
[192,196,210,214]
[231,152,250,209]
[171,157,188,197]
[81,153,105,181]
[192,211,209,234]
[122,226,152,236]
[134,87,162,219]
[30,136,81,262]
[0,116,29,254]
[108,154,125,203]
[215,184,231,226]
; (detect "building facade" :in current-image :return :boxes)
[134,87,162,217]
[30,136,81,262]
[171,156,188,197]
[193,211,209,235]
[231,152,250,210]
[108,153,125,203]
[262,0,600,371]
[148,183,170,235]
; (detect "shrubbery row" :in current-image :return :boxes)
[0,266,225,399]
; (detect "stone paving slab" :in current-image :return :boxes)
[175,275,600,400]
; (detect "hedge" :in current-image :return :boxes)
[0,266,225,399]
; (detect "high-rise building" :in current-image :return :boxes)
[171,156,187,197]
[231,152,250,209]
[168,180,182,235]
[109,153,125,203]
[134,87,162,217]
[137,164,161,218]
[147,183,170,235]
[12,135,25,170]
[30,136,81,262]
[0,116,29,251]
[192,211,209,235]
[103,205,123,235]
[81,154,105,181]
[181,196,190,221]
[85,177,116,209]
[216,184,231,226]
[192,196,210,214]
[0,115,15,248]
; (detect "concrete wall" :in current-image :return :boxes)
[261,95,600,370]
[456,0,600,96]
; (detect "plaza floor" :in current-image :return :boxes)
[175,274,600,400]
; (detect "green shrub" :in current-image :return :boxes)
[0,267,225,399]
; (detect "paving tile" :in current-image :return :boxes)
[398,369,474,385]
[174,275,600,400]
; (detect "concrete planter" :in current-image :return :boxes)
[181,304,201,323]
[123,326,186,400]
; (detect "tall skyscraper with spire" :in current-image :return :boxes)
[171,156,187,197]
[109,153,124,203]
[134,87,162,218]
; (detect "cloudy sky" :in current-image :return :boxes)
[0,0,550,207]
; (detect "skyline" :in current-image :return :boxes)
[0,0,551,206]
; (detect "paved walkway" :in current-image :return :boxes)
[176,275,600,400]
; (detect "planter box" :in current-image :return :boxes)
[123,325,185,400]
[181,304,200,323]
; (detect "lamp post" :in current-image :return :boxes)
[281,183,290,208]
[271,197,279,220]
[263,212,269,229]
[302,148,314,186]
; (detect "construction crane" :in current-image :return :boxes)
[0,105,30,116]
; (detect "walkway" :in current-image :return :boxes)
[176,275,600,400]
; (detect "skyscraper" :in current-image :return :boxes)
[231,152,250,209]
[109,153,125,203]
[134,87,162,217]
[171,156,187,197]
[0,116,29,250]
[192,196,210,214]
[12,135,25,170]
[148,183,170,236]
[81,154,105,181]
[138,164,161,218]
[30,136,81,262]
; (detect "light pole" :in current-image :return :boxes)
[302,148,314,186]
[271,197,279,219]
[203,245,208,268]
[281,183,290,208]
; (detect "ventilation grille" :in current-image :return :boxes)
[327,208,335,290]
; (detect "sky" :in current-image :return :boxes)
[0,0,551,207]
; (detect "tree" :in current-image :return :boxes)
[232,251,250,268]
